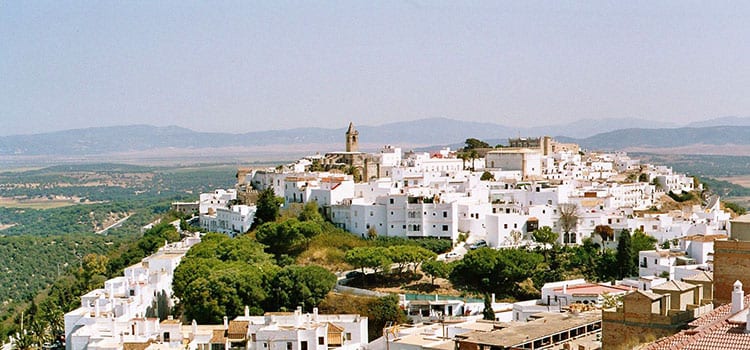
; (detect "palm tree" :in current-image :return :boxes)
[469,149,479,171]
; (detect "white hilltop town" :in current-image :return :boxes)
[38,122,750,350]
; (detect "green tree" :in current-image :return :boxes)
[616,229,635,279]
[270,265,336,312]
[482,294,495,320]
[480,171,495,181]
[145,290,170,321]
[421,259,451,285]
[387,246,436,274]
[469,149,479,171]
[256,219,322,260]
[723,201,747,215]
[82,254,108,277]
[449,248,543,298]
[464,138,490,150]
[532,226,558,250]
[345,247,393,275]
[366,295,407,341]
[254,187,281,229]
[298,201,324,223]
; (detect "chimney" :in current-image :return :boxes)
[224,316,229,330]
[491,293,496,304]
[732,280,745,314]
[746,310,750,333]
[245,305,250,318]
[313,308,318,321]
[192,319,198,340]
[563,284,567,294]
[95,299,100,318]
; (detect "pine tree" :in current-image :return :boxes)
[482,294,495,321]
[253,187,280,229]
[616,229,634,279]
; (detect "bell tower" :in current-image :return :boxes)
[346,122,359,152]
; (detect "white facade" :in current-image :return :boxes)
[485,149,542,177]
[200,204,256,236]
[65,235,201,350]
[199,189,237,215]
[239,307,368,350]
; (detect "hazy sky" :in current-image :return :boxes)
[2,1,749,136]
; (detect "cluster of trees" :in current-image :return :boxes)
[724,201,747,215]
[432,227,658,301]
[172,233,337,323]
[371,236,452,254]
[344,245,436,276]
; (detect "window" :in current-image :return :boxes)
[514,223,517,229]
[442,225,448,231]
[287,342,293,350]
[301,341,307,350]
[390,198,394,204]
[345,333,352,341]
[443,211,448,218]
[252,334,256,342]
[403,225,406,229]
[504,224,508,229]
[318,337,324,345]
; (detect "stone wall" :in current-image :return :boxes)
[601,319,676,350]
[713,240,750,305]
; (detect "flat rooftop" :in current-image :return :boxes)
[459,311,601,347]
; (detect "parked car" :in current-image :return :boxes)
[445,252,460,259]
[345,270,364,279]
[469,240,487,250]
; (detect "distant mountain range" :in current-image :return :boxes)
[560,125,750,151]
[1,117,750,156]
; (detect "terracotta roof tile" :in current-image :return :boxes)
[643,295,750,350]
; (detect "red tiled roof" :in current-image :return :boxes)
[643,295,750,350]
